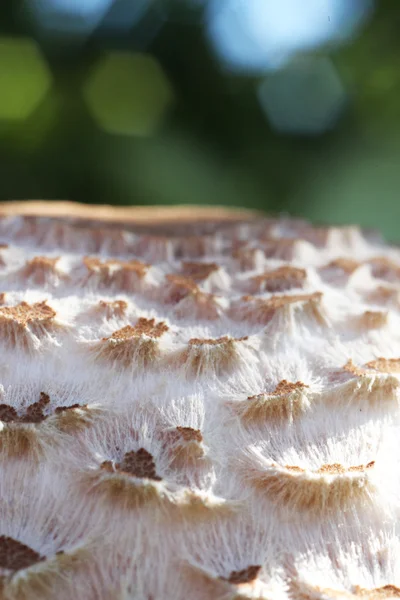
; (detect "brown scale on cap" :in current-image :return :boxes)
[284,465,305,473]
[131,234,172,261]
[358,311,388,331]
[117,448,162,481]
[160,427,205,470]
[161,426,203,444]
[173,336,248,377]
[318,462,375,475]
[249,460,374,511]
[230,380,310,425]
[94,318,168,368]
[0,404,18,423]
[322,257,361,275]
[0,293,6,305]
[342,359,367,377]
[84,257,148,277]
[365,358,400,374]
[96,300,128,319]
[0,301,59,349]
[83,257,150,290]
[368,257,400,282]
[53,403,96,434]
[324,368,400,409]
[284,462,375,475]
[189,336,235,346]
[100,448,161,482]
[271,380,308,396]
[172,235,215,259]
[0,301,56,327]
[248,266,307,294]
[181,262,219,282]
[303,224,363,248]
[232,245,263,271]
[353,585,400,598]
[176,426,203,443]
[261,237,307,260]
[0,536,44,572]
[289,581,400,599]
[221,565,261,585]
[0,393,93,438]
[230,292,324,326]
[19,392,50,424]
[54,403,83,414]
[0,392,50,425]
[20,256,61,285]
[164,274,222,320]
[366,285,400,307]
[103,318,168,340]
[164,274,199,304]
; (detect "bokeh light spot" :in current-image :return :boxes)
[83,52,174,137]
[258,57,346,136]
[206,0,374,73]
[0,37,52,121]
[100,0,151,34]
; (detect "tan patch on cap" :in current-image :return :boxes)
[323,258,360,274]
[249,266,306,293]
[342,359,366,377]
[21,256,61,285]
[94,319,168,368]
[189,335,248,348]
[358,311,388,330]
[366,286,400,306]
[231,292,324,325]
[83,257,150,290]
[354,585,400,598]
[231,380,310,425]
[173,336,247,377]
[250,460,374,511]
[271,380,309,396]
[103,319,168,341]
[181,262,219,282]
[365,358,400,374]
[0,301,56,327]
[165,274,199,302]
[368,257,400,281]
[284,465,305,473]
[97,300,128,319]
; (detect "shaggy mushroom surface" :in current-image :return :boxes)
[0,201,399,599]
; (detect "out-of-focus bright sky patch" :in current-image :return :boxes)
[97,0,151,35]
[206,0,374,73]
[27,0,114,36]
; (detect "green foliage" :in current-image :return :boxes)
[0,1,399,239]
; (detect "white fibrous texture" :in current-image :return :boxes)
[0,208,400,599]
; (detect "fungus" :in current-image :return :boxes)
[0,200,398,598]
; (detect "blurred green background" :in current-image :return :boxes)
[0,0,399,239]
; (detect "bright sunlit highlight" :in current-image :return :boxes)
[206,0,374,73]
